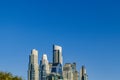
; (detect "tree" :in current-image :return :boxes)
[0,71,23,80]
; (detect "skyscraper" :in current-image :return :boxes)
[53,45,63,65]
[63,63,73,80]
[51,45,63,76]
[63,63,79,80]
[28,49,39,80]
[80,66,88,80]
[39,54,50,80]
[72,63,79,80]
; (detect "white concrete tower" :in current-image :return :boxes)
[39,54,50,80]
[41,54,50,74]
[28,49,39,80]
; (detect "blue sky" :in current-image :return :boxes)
[0,0,120,80]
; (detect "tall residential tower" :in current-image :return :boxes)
[80,66,88,80]
[28,49,39,80]
[39,54,50,80]
[53,45,63,65]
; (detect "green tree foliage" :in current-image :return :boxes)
[0,71,23,80]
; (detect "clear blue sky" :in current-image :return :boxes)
[0,0,120,80]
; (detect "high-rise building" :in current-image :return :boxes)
[80,66,88,80]
[49,63,53,73]
[52,45,63,76]
[39,54,50,80]
[51,63,63,76]
[63,63,79,80]
[72,63,79,80]
[28,49,39,80]
[71,63,76,72]
[53,45,63,65]
[63,63,73,80]
[73,71,79,80]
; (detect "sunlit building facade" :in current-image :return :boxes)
[28,49,39,80]
[63,63,73,80]
[39,54,50,80]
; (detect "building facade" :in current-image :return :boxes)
[39,54,50,80]
[28,49,39,80]
[53,45,63,65]
[51,63,62,76]
[47,73,63,80]
[63,63,79,80]
[63,63,73,80]
[52,45,63,76]
[71,63,79,80]
[80,66,88,80]
[49,63,53,73]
